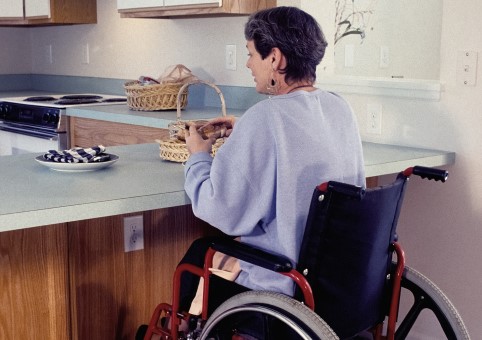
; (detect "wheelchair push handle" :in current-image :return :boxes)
[403,166,449,182]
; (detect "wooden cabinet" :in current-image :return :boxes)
[69,117,169,148]
[0,207,217,339]
[118,0,276,18]
[0,224,70,339]
[0,0,96,26]
[68,207,217,339]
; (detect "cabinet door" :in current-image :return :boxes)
[0,0,23,19]
[164,0,221,6]
[25,0,50,18]
[118,0,164,10]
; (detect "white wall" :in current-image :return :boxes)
[28,0,254,85]
[340,1,482,337]
[0,28,31,74]
[395,0,482,336]
[1,0,481,337]
[333,0,442,80]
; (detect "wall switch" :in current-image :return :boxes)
[366,103,382,135]
[81,43,90,64]
[45,44,53,64]
[344,44,354,67]
[380,46,390,68]
[225,44,237,70]
[123,215,144,252]
[457,50,478,86]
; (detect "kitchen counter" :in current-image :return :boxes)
[0,142,455,232]
[66,104,245,129]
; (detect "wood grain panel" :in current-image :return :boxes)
[49,0,97,24]
[70,117,169,148]
[0,224,70,340]
[68,206,218,340]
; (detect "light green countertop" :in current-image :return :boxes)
[66,104,245,129]
[0,142,454,232]
[0,100,455,231]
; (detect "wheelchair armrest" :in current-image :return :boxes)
[209,238,293,273]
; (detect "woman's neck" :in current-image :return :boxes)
[287,84,315,94]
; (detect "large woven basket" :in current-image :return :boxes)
[158,80,227,163]
[124,80,188,111]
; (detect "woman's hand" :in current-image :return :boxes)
[201,115,236,137]
[185,124,215,155]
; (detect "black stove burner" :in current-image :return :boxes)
[60,95,103,100]
[24,96,57,102]
[19,94,125,106]
[102,98,127,103]
[54,99,101,105]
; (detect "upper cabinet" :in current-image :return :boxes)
[117,0,276,18]
[0,0,97,26]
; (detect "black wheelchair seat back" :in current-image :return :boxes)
[297,174,408,338]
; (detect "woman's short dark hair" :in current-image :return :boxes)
[244,6,327,84]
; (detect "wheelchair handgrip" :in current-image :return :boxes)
[210,239,293,273]
[326,181,366,199]
[412,166,449,182]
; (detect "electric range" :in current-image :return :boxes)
[0,94,127,155]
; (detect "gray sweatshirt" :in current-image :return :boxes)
[184,89,365,295]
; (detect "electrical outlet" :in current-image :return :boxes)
[457,50,478,86]
[225,44,237,70]
[123,215,144,252]
[366,103,382,135]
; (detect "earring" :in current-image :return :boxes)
[266,69,279,95]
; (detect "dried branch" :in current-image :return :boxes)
[334,0,378,44]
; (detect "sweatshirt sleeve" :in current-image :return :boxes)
[184,108,276,236]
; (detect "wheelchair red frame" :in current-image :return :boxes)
[142,166,460,340]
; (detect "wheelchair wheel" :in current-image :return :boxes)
[135,324,148,340]
[396,265,470,340]
[200,290,339,340]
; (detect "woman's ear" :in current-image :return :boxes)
[270,47,281,70]
[270,47,286,71]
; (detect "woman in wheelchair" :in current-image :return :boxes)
[182,4,365,308]
[140,6,469,340]
[166,5,365,339]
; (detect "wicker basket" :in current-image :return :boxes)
[157,80,227,163]
[124,80,189,111]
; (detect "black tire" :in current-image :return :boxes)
[396,265,470,340]
[135,324,148,340]
[200,290,339,340]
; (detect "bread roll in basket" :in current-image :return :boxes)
[157,80,227,163]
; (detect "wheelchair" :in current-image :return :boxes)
[138,166,470,339]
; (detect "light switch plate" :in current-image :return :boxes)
[380,46,389,68]
[225,44,237,70]
[344,44,354,68]
[82,44,90,64]
[45,44,53,64]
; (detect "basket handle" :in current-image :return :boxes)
[176,80,227,121]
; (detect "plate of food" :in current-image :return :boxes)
[35,154,119,172]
